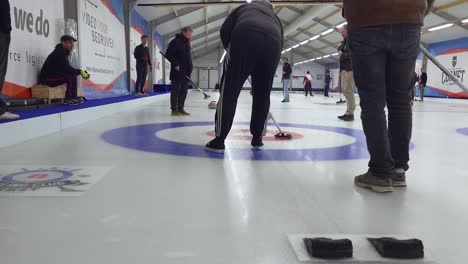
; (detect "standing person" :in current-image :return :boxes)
[337,26,355,122]
[344,0,434,193]
[134,35,152,96]
[303,71,313,96]
[411,71,419,103]
[166,27,193,116]
[205,0,283,153]
[419,69,428,101]
[0,0,19,120]
[39,35,90,106]
[281,57,292,103]
[324,68,331,97]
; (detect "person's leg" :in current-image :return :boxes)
[135,67,142,94]
[348,25,394,179]
[387,24,421,175]
[141,67,148,94]
[0,99,7,116]
[343,71,356,116]
[170,80,181,112]
[324,82,329,96]
[250,34,281,140]
[0,33,11,94]
[419,83,425,101]
[178,80,189,112]
[215,31,258,140]
[283,79,290,101]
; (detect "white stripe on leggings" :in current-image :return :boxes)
[216,48,230,137]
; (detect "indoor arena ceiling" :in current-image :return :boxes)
[134,0,468,64]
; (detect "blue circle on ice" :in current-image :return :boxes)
[102,122,374,161]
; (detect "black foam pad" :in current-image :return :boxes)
[368,238,424,259]
[304,237,353,259]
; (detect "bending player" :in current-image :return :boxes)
[39,35,90,106]
[205,0,283,153]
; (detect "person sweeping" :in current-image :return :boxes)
[205,0,283,153]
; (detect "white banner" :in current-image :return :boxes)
[292,64,325,89]
[427,51,467,97]
[152,30,164,85]
[4,0,64,98]
[78,0,128,99]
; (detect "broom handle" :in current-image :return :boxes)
[268,112,284,134]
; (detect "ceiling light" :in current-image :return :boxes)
[462,18,468,24]
[336,21,348,29]
[332,52,339,56]
[323,55,331,58]
[316,56,323,60]
[320,28,334,36]
[309,35,320,41]
[285,48,292,52]
[292,44,300,49]
[428,23,454,31]
[300,40,309,45]
[281,51,286,54]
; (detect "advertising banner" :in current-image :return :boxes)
[78,0,128,99]
[4,0,64,98]
[130,9,149,93]
[426,37,468,98]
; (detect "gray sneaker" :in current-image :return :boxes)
[0,112,20,120]
[392,170,407,187]
[354,172,393,193]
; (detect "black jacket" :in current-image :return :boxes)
[338,39,352,72]
[0,0,12,34]
[283,63,292,80]
[39,44,81,83]
[166,34,193,82]
[420,72,428,85]
[134,44,151,68]
[220,2,283,50]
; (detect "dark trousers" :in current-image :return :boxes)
[171,79,188,111]
[215,30,281,139]
[135,65,148,93]
[304,83,312,96]
[348,24,421,178]
[44,75,78,99]
[0,33,11,115]
[324,81,330,96]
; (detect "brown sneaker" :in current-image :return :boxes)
[179,110,191,116]
[354,172,393,193]
[171,111,181,116]
[392,170,407,187]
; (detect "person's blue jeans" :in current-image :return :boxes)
[283,79,290,101]
[348,24,421,178]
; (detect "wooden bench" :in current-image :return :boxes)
[31,85,83,104]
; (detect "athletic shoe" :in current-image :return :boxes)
[0,111,20,120]
[251,137,264,151]
[205,138,225,154]
[338,114,354,121]
[135,92,143,96]
[63,99,79,106]
[72,98,83,104]
[392,169,407,187]
[354,172,393,193]
[171,111,182,116]
[281,100,289,103]
[179,110,191,116]
[142,92,150,96]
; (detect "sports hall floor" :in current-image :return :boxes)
[1,91,467,264]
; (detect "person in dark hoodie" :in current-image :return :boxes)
[134,35,152,96]
[344,0,434,193]
[39,35,90,105]
[205,0,283,153]
[165,27,193,116]
[0,0,20,120]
